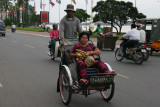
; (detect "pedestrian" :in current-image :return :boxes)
[94,24,103,34]
[59,4,82,41]
[94,24,103,49]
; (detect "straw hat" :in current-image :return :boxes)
[64,4,75,12]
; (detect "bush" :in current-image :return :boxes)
[4,18,12,26]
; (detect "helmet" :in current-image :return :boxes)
[137,24,142,29]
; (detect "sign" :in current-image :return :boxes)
[40,11,49,23]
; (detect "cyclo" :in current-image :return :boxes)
[57,39,116,105]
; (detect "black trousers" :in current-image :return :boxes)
[122,40,139,55]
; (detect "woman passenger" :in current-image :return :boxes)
[70,32,115,84]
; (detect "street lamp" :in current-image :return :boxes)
[19,7,22,26]
[89,0,95,32]
[42,1,46,11]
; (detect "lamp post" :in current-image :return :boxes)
[19,6,22,27]
[89,0,95,32]
[42,1,46,11]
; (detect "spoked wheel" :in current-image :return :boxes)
[59,66,72,105]
[133,51,144,64]
[100,82,115,102]
[115,48,123,61]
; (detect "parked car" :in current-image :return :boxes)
[0,20,6,36]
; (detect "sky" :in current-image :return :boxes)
[25,0,160,23]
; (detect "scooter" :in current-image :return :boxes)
[11,28,16,33]
[48,39,61,60]
[115,39,145,64]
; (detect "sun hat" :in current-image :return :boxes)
[64,4,75,12]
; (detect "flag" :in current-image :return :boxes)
[72,0,76,4]
[40,0,42,9]
[9,10,12,16]
[56,0,61,4]
[49,0,55,7]
[23,4,25,12]
[34,2,36,12]
[14,6,16,14]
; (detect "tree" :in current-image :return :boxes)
[93,0,146,34]
[74,9,90,23]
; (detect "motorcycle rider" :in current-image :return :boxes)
[49,24,59,57]
[137,24,146,43]
[11,24,16,32]
[121,23,140,57]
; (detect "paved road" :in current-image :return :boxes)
[0,31,160,107]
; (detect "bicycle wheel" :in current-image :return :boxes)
[115,48,123,61]
[59,66,72,105]
[100,82,115,102]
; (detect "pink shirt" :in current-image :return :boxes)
[50,30,59,40]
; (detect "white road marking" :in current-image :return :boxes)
[0,83,3,87]
[117,73,129,79]
[18,32,48,37]
[2,38,7,40]
[25,44,35,48]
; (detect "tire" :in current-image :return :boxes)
[59,66,72,105]
[115,48,123,61]
[143,52,149,61]
[100,82,115,102]
[133,51,144,64]
[57,63,62,92]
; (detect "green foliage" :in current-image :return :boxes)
[74,9,90,22]
[6,26,45,32]
[93,0,146,34]
[4,18,12,26]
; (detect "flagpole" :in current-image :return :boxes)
[59,4,60,23]
[49,0,50,23]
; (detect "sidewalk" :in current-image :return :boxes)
[7,29,122,47]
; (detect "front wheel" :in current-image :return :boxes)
[133,51,144,64]
[59,66,72,105]
[100,82,115,102]
[115,48,123,61]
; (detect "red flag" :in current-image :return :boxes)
[23,4,25,12]
[72,0,76,4]
[34,2,36,12]
[14,6,16,14]
[9,10,12,16]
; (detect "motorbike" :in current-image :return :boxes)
[48,38,61,60]
[115,39,145,64]
[11,28,16,33]
[140,42,152,61]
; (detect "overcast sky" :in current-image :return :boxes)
[26,0,160,23]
